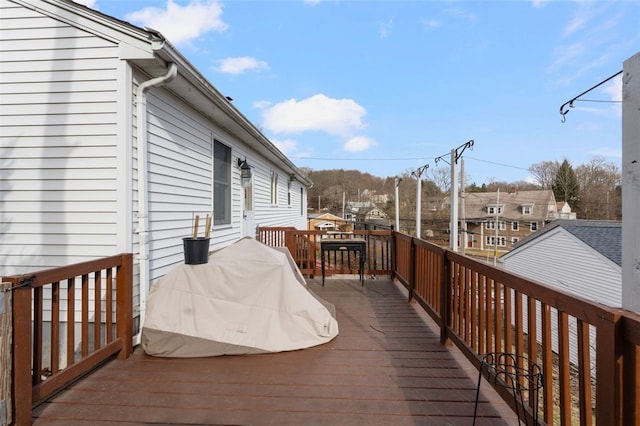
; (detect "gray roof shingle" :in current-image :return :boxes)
[512,219,622,266]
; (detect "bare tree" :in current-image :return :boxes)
[575,156,621,219]
[529,160,560,189]
[429,166,451,193]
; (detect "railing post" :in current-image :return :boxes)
[284,230,296,260]
[1,282,12,426]
[440,251,451,345]
[620,314,640,425]
[595,312,622,425]
[116,253,133,360]
[12,283,32,426]
[408,237,416,302]
[391,232,397,281]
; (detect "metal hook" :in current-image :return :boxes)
[558,70,622,123]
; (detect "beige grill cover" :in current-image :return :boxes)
[141,238,339,357]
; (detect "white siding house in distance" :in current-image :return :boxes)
[501,220,621,377]
[501,220,622,307]
[0,0,312,340]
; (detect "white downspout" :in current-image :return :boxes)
[135,63,177,343]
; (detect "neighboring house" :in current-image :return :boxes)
[308,213,352,232]
[556,201,577,219]
[501,220,622,376]
[0,0,312,340]
[461,190,559,256]
[344,201,387,222]
[501,220,622,307]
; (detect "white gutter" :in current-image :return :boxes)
[135,62,177,344]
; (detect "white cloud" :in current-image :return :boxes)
[214,57,269,75]
[563,13,590,37]
[600,74,623,118]
[261,94,367,137]
[72,0,97,8]
[601,74,622,103]
[379,18,393,38]
[125,0,228,46]
[531,0,550,8]
[343,136,376,152]
[547,42,586,74]
[443,7,476,22]
[253,100,272,110]
[588,147,622,158]
[271,138,298,156]
[421,18,440,29]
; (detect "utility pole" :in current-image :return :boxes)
[460,158,466,255]
[450,149,459,251]
[394,177,402,232]
[435,140,473,253]
[412,165,428,238]
[494,188,500,266]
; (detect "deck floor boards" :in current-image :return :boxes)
[32,278,518,425]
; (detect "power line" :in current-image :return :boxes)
[464,156,531,172]
[288,156,431,161]
[290,154,531,172]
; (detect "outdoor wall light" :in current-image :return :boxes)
[237,158,252,182]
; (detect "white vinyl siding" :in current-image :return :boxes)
[0,2,121,274]
[502,228,621,377]
[0,0,310,342]
[144,90,214,279]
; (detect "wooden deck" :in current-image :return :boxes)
[32,277,518,425]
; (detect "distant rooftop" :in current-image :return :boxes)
[513,219,622,266]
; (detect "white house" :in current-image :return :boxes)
[0,0,312,339]
[501,220,622,307]
[501,219,621,376]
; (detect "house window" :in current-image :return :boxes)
[530,221,538,231]
[487,205,503,215]
[512,221,519,231]
[485,221,506,230]
[522,205,532,215]
[300,187,304,215]
[270,171,278,205]
[486,236,506,247]
[213,141,231,226]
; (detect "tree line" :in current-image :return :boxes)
[303,155,621,222]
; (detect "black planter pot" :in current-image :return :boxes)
[183,237,210,265]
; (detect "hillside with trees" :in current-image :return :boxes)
[304,156,621,233]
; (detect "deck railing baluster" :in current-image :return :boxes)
[4,253,133,425]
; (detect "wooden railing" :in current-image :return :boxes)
[2,253,133,425]
[393,234,640,426]
[261,227,640,425]
[258,227,393,277]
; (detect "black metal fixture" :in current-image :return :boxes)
[237,157,252,182]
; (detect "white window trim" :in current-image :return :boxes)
[213,140,231,226]
[486,220,506,230]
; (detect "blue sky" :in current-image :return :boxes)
[80,0,639,185]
